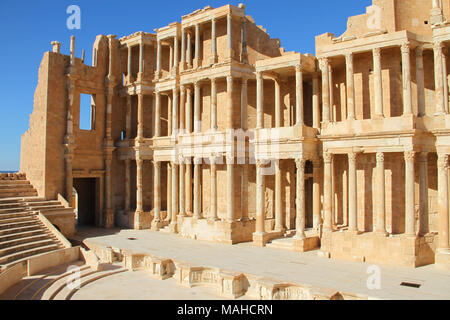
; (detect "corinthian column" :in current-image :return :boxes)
[434,41,445,115]
[194,81,201,133]
[346,53,356,120]
[373,48,384,118]
[295,158,306,239]
[405,151,416,237]
[256,72,264,129]
[416,46,425,117]
[151,161,162,231]
[348,152,358,232]
[255,160,266,234]
[437,154,449,251]
[211,78,218,130]
[274,162,283,231]
[312,73,320,129]
[295,66,304,126]
[171,162,178,230]
[210,157,218,221]
[320,58,330,122]
[401,42,413,116]
[193,158,201,219]
[227,157,234,222]
[323,153,333,231]
[179,159,185,217]
[312,159,322,229]
[135,159,143,229]
[211,17,218,64]
[375,152,387,235]
[227,76,234,129]
[419,153,429,235]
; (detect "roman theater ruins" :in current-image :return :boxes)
[1,0,450,300]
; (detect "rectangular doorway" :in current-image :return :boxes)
[73,178,98,227]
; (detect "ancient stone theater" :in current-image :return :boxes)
[4,0,450,275]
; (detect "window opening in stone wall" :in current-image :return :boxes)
[80,93,96,130]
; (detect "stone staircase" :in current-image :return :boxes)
[0,261,126,300]
[0,174,72,270]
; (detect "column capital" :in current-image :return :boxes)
[319,57,329,69]
[193,157,203,165]
[438,153,449,170]
[323,152,333,164]
[373,47,381,57]
[153,160,161,169]
[415,45,424,56]
[376,152,385,163]
[401,41,411,54]
[404,151,416,162]
[227,75,233,83]
[348,152,358,163]
[295,65,303,73]
[295,158,306,170]
[345,52,353,62]
[434,40,443,50]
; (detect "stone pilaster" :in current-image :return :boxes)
[312,159,322,230]
[187,32,192,69]
[126,95,132,139]
[295,158,306,239]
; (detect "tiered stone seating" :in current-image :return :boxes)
[0,174,71,269]
[0,262,127,300]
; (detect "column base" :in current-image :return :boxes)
[134,210,144,230]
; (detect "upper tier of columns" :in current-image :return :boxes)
[319,41,449,122]
[256,66,320,129]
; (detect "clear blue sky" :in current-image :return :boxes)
[0,0,371,171]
